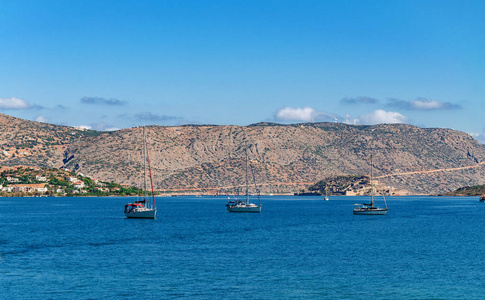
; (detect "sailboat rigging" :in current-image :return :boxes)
[226,146,262,213]
[353,152,388,215]
[124,127,157,219]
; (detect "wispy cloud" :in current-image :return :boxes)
[274,107,337,122]
[77,122,119,131]
[469,128,485,144]
[80,96,127,106]
[386,98,461,110]
[35,115,49,123]
[54,104,68,110]
[340,97,380,105]
[133,112,182,122]
[0,97,42,110]
[359,110,408,125]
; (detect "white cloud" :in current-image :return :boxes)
[275,107,316,122]
[469,130,485,144]
[90,122,120,131]
[0,97,30,109]
[359,110,408,125]
[35,115,48,123]
[74,123,119,132]
[344,114,359,125]
[275,107,407,126]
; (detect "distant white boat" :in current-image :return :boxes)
[226,147,262,213]
[124,127,157,219]
[324,186,329,201]
[353,152,388,215]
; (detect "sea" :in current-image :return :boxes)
[1,195,485,299]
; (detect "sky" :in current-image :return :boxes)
[1,1,485,141]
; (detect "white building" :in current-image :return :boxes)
[66,176,78,182]
[73,181,85,189]
[6,177,19,182]
[3,186,13,192]
[10,184,47,193]
[36,175,47,182]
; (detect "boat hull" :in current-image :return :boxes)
[125,208,157,219]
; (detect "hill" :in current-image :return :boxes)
[2,113,485,195]
[439,184,485,197]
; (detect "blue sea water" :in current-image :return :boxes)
[1,195,485,299]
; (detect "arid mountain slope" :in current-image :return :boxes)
[0,113,100,167]
[2,113,485,194]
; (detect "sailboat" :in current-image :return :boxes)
[124,127,157,219]
[353,152,388,215]
[226,147,262,213]
[324,186,329,201]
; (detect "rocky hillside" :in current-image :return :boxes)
[0,113,101,167]
[439,185,485,197]
[2,113,485,194]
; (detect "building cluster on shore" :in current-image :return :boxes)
[0,167,138,196]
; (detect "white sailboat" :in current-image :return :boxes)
[324,186,329,201]
[353,152,388,215]
[226,147,262,213]
[124,127,157,219]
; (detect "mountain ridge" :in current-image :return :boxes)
[1,113,485,194]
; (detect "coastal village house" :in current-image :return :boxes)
[35,175,47,182]
[6,177,19,183]
[73,181,85,189]
[92,179,106,187]
[7,183,47,193]
[66,176,78,182]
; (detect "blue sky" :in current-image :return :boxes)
[1,1,485,141]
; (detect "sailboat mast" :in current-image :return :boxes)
[245,148,249,204]
[370,152,374,206]
[248,151,261,205]
[145,136,156,209]
[143,127,148,203]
